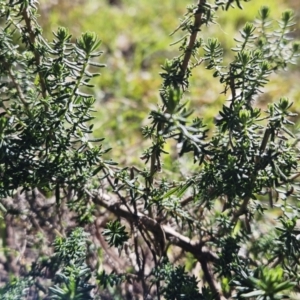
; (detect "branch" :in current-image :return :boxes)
[21,6,47,99]
[231,128,272,224]
[200,257,223,300]
[92,192,217,263]
[3,62,29,109]
[180,0,206,78]
[148,0,206,193]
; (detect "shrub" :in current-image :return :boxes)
[0,0,300,299]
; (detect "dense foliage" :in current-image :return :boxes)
[0,0,300,299]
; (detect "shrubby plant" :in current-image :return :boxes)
[0,0,300,299]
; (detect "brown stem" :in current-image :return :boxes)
[180,0,205,78]
[229,73,236,101]
[94,218,126,271]
[21,7,47,99]
[148,0,206,196]
[92,194,217,263]
[148,147,157,187]
[1,58,29,110]
[232,128,273,225]
[7,66,29,109]
[200,256,222,300]
[93,192,221,296]
[279,172,300,185]
[180,195,194,207]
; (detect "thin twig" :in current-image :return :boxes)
[180,0,205,78]
[148,0,205,188]
[103,168,134,215]
[21,7,47,99]
[231,127,273,224]
[5,64,29,109]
